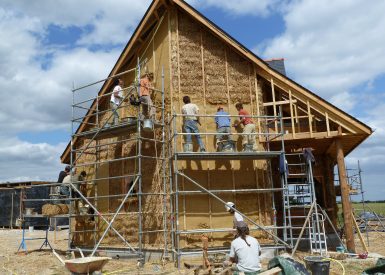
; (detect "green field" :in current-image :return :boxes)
[337,202,385,225]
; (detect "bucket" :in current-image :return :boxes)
[183,143,193,152]
[336,245,345,253]
[143,119,154,132]
[29,226,34,233]
[304,256,330,275]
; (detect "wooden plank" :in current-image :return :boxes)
[263,99,297,107]
[200,28,213,233]
[254,72,262,142]
[248,65,262,224]
[352,211,368,253]
[260,267,283,275]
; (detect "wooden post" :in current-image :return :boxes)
[335,128,355,252]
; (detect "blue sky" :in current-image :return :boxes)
[0,0,384,200]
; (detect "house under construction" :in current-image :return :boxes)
[60,0,372,265]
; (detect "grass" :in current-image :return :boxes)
[337,202,385,226]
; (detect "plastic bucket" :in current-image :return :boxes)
[143,119,154,132]
[183,143,193,152]
[336,245,345,253]
[304,256,330,275]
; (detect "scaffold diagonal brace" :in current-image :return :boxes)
[177,172,292,249]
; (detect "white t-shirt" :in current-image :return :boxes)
[111,85,123,105]
[182,103,199,121]
[229,235,261,272]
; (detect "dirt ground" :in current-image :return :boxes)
[0,228,384,274]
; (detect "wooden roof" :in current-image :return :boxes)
[61,0,372,163]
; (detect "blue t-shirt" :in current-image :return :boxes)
[215,110,231,128]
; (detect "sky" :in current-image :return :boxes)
[0,0,384,200]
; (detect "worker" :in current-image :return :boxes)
[110,78,124,125]
[224,221,262,274]
[57,165,70,183]
[139,72,155,119]
[225,201,244,229]
[182,95,205,152]
[215,106,232,150]
[233,103,257,152]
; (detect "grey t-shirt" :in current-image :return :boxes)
[229,235,261,272]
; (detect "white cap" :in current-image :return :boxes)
[225,202,235,212]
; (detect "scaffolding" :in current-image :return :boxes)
[65,61,332,266]
[168,110,296,266]
[69,62,168,261]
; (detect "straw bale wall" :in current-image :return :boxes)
[171,10,273,248]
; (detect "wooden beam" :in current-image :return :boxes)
[263,99,297,107]
[254,71,262,142]
[281,130,338,141]
[307,100,313,138]
[352,211,368,253]
[271,78,278,132]
[289,90,296,139]
[326,112,330,137]
[336,128,355,252]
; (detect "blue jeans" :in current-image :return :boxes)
[216,126,232,142]
[184,120,205,150]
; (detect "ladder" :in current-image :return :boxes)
[284,151,327,255]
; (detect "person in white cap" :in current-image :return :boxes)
[224,221,262,274]
[225,201,244,229]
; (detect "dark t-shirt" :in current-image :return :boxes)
[58,171,67,183]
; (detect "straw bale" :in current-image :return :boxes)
[227,50,252,104]
[103,213,139,246]
[178,14,203,100]
[42,204,69,216]
[203,32,227,104]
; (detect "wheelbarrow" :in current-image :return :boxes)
[64,256,111,274]
[53,248,111,274]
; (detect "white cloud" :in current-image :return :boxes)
[1,0,150,46]
[260,0,385,110]
[0,1,149,183]
[188,0,281,17]
[0,135,66,182]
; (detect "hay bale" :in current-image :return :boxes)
[42,204,69,216]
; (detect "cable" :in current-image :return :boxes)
[324,257,345,275]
